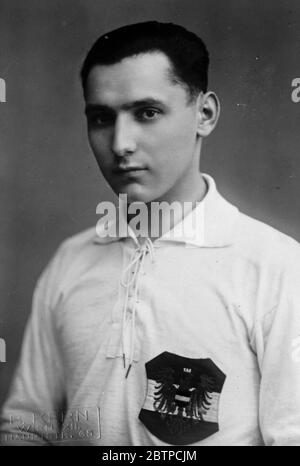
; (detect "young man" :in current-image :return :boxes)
[1,21,300,446]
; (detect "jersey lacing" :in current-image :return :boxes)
[120,237,155,378]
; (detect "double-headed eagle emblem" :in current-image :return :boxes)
[153,366,216,430]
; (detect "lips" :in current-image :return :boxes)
[113,165,147,174]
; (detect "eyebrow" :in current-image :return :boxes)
[85,98,166,115]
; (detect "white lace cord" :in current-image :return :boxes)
[121,247,142,369]
[121,238,155,378]
[145,237,155,263]
[121,284,130,369]
[125,250,147,378]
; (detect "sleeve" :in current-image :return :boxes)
[0,245,66,446]
[252,255,300,446]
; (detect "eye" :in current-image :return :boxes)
[136,108,161,121]
[88,112,114,127]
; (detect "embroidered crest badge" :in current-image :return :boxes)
[139,351,226,445]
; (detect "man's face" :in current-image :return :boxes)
[84,52,201,203]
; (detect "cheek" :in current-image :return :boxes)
[89,131,104,151]
[88,132,111,166]
[148,121,196,166]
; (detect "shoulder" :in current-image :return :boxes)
[58,226,97,256]
[44,226,98,271]
[236,210,300,273]
[36,226,101,303]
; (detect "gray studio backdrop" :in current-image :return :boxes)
[1,0,300,410]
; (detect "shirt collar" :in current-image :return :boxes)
[93,174,239,248]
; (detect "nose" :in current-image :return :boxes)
[111,113,137,157]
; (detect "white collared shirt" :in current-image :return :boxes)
[1,174,300,446]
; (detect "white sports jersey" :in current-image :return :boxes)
[1,174,300,446]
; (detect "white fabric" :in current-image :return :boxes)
[1,174,300,446]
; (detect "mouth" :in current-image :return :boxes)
[112,165,147,175]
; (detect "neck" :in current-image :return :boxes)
[148,171,207,242]
[126,171,207,243]
[127,140,206,242]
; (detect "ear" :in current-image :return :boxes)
[196,91,220,138]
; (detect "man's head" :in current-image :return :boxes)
[81,21,209,102]
[81,22,219,204]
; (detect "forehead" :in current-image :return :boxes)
[85,52,187,106]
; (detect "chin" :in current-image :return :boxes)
[114,185,154,204]
[123,192,152,204]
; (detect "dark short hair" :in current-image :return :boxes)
[80,21,209,100]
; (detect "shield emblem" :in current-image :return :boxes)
[139,351,226,445]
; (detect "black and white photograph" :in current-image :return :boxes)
[1,0,300,448]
